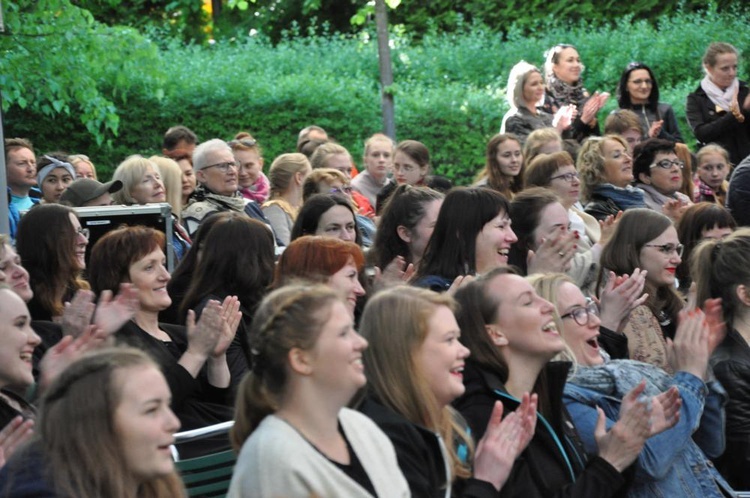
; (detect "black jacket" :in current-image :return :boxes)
[710,328,750,489]
[726,154,750,227]
[583,195,624,222]
[686,81,750,166]
[358,396,496,498]
[453,361,625,498]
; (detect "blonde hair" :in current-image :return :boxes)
[267,153,311,197]
[231,285,341,451]
[363,133,395,159]
[577,135,629,202]
[111,155,160,205]
[360,286,474,481]
[68,154,98,180]
[523,128,563,166]
[527,273,578,365]
[310,142,351,170]
[149,156,182,216]
[302,168,349,201]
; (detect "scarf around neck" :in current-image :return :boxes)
[701,74,739,112]
[547,74,588,109]
[591,183,646,210]
[191,184,246,212]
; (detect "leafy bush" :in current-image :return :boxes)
[4,4,750,184]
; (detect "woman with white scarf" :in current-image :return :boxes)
[687,42,750,166]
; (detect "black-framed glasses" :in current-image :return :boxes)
[228,139,257,148]
[650,159,684,170]
[203,161,238,173]
[644,243,684,257]
[76,227,91,240]
[560,299,599,326]
[550,171,579,183]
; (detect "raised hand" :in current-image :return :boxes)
[61,289,96,338]
[648,120,664,138]
[650,386,681,436]
[702,298,726,356]
[597,211,622,247]
[185,302,223,360]
[598,269,648,332]
[0,417,34,469]
[39,325,108,390]
[527,229,577,275]
[666,309,710,379]
[214,296,241,358]
[374,256,416,289]
[473,394,538,491]
[596,386,651,472]
[446,275,475,297]
[93,283,139,335]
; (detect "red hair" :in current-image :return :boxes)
[274,236,364,287]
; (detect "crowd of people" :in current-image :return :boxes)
[0,40,749,497]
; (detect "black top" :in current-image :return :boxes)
[358,395,496,498]
[454,361,626,498]
[116,320,234,457]
[710,328,750,490]
[325,425,377,497]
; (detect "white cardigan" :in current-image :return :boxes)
[228,408,410,497]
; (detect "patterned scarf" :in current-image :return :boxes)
[546,74,588,111]
[591,183,647,210]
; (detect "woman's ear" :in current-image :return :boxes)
[736,284,750,307]
[638,172,651,185]
[485,324,509,346]
[288,347,313,376]
[396,225,412,244]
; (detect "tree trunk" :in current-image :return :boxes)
[374,0,395,140]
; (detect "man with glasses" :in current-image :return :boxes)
[182,139,278,244]
[632,138,692,218]
[4,138,42,240]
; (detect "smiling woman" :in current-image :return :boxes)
[88,226,240,450]
[15,204,90,321]
[0,287,41,430]
[0,348,185,498]
[598,209,684,371]
[453,267,652,498]
[578,135,647,221]
[229,285,409,497]
[413,187,517,291]
[358,285,535,496]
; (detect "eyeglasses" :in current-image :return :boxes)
[629,78,653,86]
[560,299,599,326]
[330,186,353,195]
[700,163,727,173]
[644,243,684,257]
[228,139,257,148]
[650,159,684,170]
[550,171,579,183]
[203,161,238,173]
[76,227,91,240]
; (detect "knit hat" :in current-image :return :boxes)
[60,178,123,207]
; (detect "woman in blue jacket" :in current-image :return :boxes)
[531,272,733,497]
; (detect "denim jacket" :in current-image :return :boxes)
[564,366,733,498]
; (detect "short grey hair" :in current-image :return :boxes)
[192,139,232,172]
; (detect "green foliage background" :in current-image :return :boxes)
[2,1,750,184]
